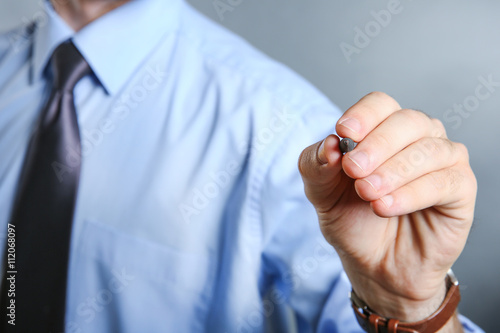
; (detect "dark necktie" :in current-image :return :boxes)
[1,41,91,332]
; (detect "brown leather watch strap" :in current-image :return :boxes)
[350,271,461,333]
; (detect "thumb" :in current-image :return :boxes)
[298,134,345,208]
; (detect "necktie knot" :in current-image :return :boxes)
[51,41,91,92]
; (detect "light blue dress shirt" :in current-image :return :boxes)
[0,0,483,332]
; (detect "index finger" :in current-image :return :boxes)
[335,91,401,142]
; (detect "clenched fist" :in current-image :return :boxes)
[298,92,477,332]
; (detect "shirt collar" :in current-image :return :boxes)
[32,0,181,95]
[31,1,74,84]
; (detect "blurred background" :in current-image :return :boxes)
[1,0,499,331]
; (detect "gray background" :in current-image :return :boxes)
[1,0,498,331]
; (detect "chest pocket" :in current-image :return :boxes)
[65,219,216,333]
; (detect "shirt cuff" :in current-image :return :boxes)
[459,314,485,333]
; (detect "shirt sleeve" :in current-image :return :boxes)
[258,96,362,332]
[256,95,485,333]
[458,314,485,333]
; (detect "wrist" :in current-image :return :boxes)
[354,278,447,322]
[350,270,462,333]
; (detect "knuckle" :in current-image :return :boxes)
[420,137,460,163]
[367,91,388,99]
[446,168,465,194]
[451,164,477,206]
[431,167,466,195]
[468,168,478,194]
[420,137,443,159]
[369,132,393,151]
[454,142,470,161]
[431,118,447,136]
[454,145,476,195]
[366,91,401,110]
[366,91,390,101]
[387,159,409,181]
[430,171,448,191]
[399,109,429,127]
[376,170,398,192]
[350,103,375,118]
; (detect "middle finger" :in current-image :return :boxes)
[342,110,445,179]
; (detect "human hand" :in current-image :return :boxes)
[298,92,477,327]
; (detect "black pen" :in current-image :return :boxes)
[339,137,356,154]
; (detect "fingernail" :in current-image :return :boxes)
[380,195,394,208]
[317,139,327,164]
[347,150,369,172]
[338,117,361,134]
[363,174,382,192]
